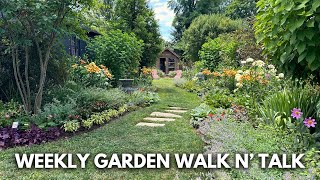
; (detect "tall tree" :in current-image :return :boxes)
[168,0,222,42]
[114,0,162,67]
[0,0,94,113]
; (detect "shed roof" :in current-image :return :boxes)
[161,48,180,59]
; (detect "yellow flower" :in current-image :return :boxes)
[85,62,101,73]
[71,64,78,69]
[202,68,211,76]
[212,72,220,77]
[141,67,152,75]
[223,69,237,77]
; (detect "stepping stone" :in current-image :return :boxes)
[143,117,176,122]
[136,122,165,127]
[165,110,188,114]
[150,112,182,118]
[168,107,188,110]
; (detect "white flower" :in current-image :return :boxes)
[252,60,265,67]
[236,83,243,88]
[269,68,277,74]
[268,65,275,69]
[240,61,247,64]
[244,70,250,75]
[237,70,243,74]
[235,74,242,81]
[246,58,254,62]
[278,73,284,78]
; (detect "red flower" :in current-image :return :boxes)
[208,113,214,118]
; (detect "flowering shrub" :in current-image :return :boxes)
[70,59,112,88]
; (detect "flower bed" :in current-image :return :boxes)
[0,60,160,149]
[178,58,320,178]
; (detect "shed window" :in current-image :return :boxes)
[69,36,79,56]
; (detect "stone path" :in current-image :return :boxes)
[136,106,188,127]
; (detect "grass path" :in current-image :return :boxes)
[0,79,204,179]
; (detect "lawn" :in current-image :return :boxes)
[0,79,204,179]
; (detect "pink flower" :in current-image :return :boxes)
[208,113,214,118]
[304,117,317,128]
[291,108,303,119]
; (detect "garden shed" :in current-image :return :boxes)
[156,48,181,74]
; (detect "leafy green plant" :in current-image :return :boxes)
[90,114,105,125]
[87,30,143,81]
[33,99,77,129]
[302,148,320,179]
[180,14,242,61]
[255,0,320,80]
[199,33,239,71]
[190,103,213,128]
[107,109,119,118]
[258,83,320,124]
[205,92,233,109]
[63,120,80,132]
[82,119,94,129]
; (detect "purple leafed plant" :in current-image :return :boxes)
[0,124,63,149]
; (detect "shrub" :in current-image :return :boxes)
[180,14,242,61]
[87,30,143,81]
[255,0,320,80]
[157,69,165,77]
[199,33,239,71]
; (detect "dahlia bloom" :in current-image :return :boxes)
[291,108,303,119]
[304,117,317,128]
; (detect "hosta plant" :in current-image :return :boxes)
[63,120,80,132]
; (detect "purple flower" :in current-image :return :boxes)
[291,108,303,119]
[304,117,317,128]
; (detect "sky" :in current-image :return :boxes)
[148,0,175,41]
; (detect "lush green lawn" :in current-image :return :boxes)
[0,79,204,179]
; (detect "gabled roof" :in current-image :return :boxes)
[162,48,180,59]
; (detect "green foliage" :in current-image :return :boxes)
[180,14,242,61]
[128,91,160,106]
[199,33,239,71]
[114,0,162,67]
[168,0,223,41]
[87,30,143,81]
[205,91,233,109]
[33,99,77,129]
[168,71,177,78]
[63,120,80,132]
[302,148,320,179]
[0,100,24,127]
[225,0,257,19]
[69,60,112,88]
[255,0,320,80]
[0,0,94,113]
[258,82,320,124]
[190,103,213,127]
[82,119,94,129]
